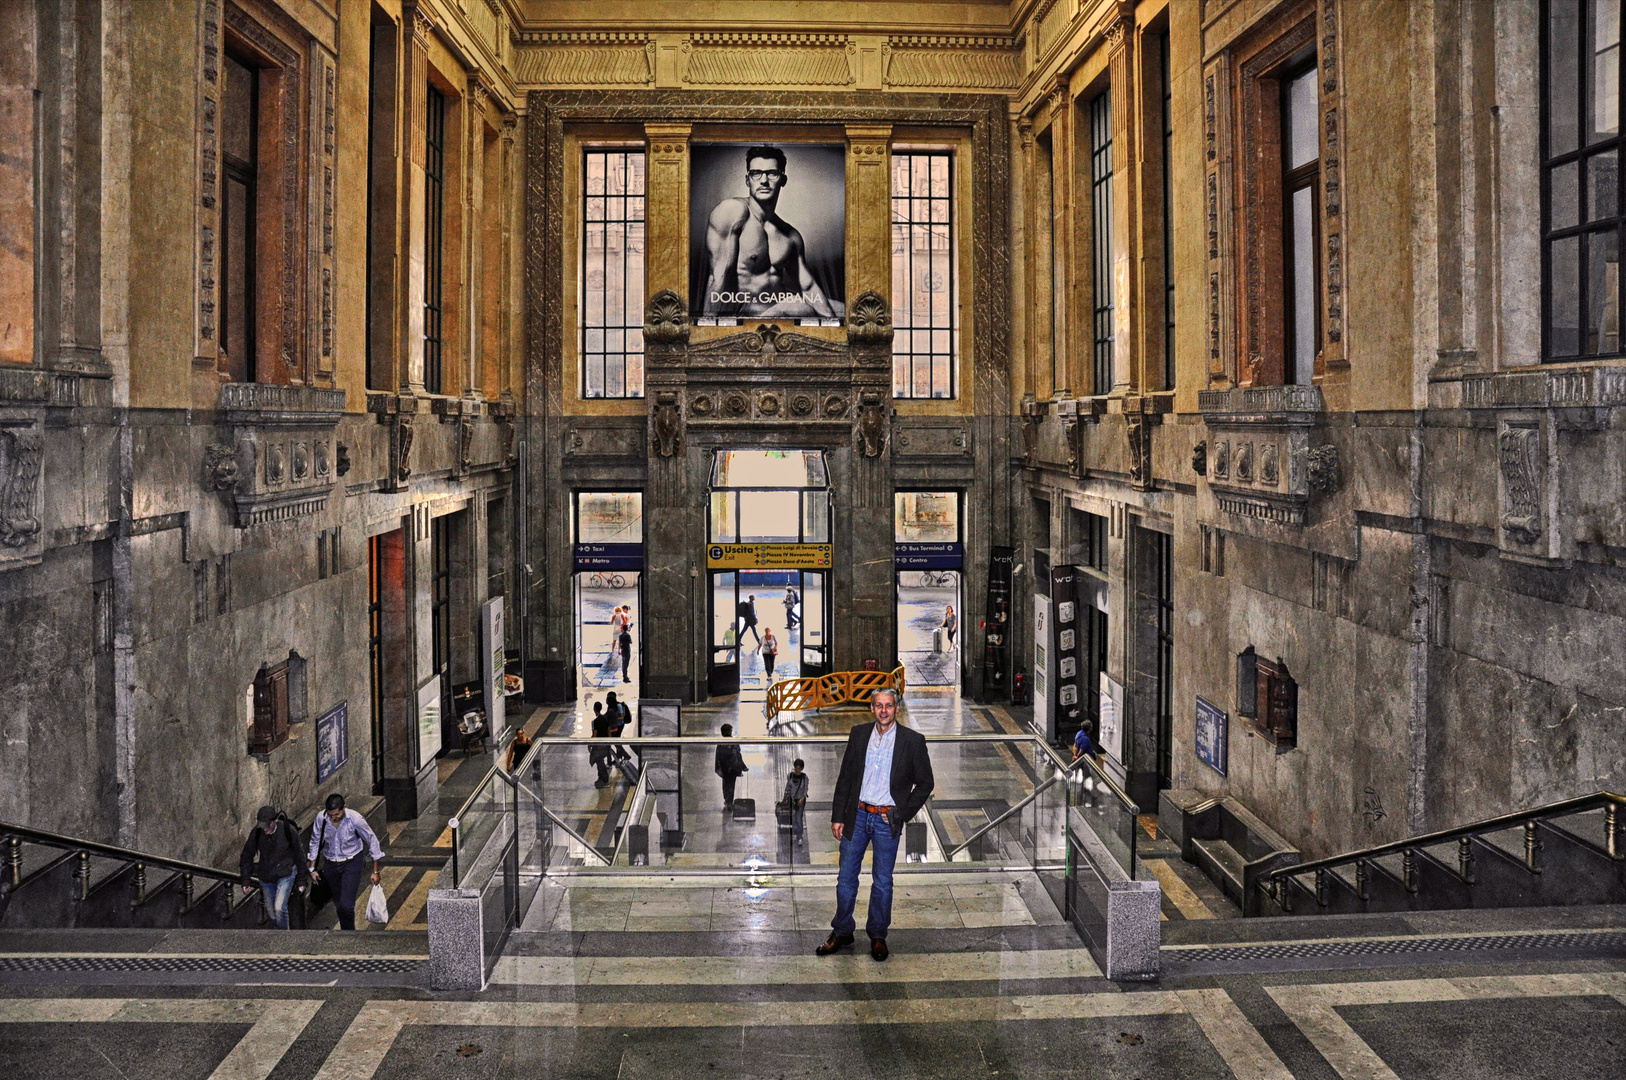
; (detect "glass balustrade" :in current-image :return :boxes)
[449,734,1137,883]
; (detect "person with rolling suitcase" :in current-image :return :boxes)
[715,723,747,812]
[780,758,808,840]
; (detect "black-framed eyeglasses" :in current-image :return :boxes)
[747,169,784,181]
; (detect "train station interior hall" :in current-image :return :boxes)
[4,0,1626,1077]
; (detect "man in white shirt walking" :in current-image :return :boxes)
[307,793,385,930]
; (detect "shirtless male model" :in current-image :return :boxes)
[702,146,840,319]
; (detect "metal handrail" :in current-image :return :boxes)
[946,774,1062,858]
[1,818,254,889]
[521,733,1087,745]
[507,746,616,868]
[447,763,516,887]
[1259,790,1626,890]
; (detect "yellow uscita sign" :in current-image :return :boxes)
[706,543,833,569]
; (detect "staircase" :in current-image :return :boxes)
[0,819,286,930]
[1254,793,1626,917]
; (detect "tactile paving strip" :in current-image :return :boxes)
[1168,931,1626,962]
[0,955,424,973]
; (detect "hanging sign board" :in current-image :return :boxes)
[574,543,644,571]
[1195,696,1228,776]
[1051,565,1082,743]
[707,543,832,569]
[894,542,964,569]
[982,546,1013,696]
[1032,595,1051,740]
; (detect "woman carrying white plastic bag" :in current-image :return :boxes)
[365,882,390,925]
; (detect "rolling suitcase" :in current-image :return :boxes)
[933,627,949,653]
[616,754,640,785]
[732,774,755,822]
[775,798,794,831]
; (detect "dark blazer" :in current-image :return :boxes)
[830,721,934,834]
[715,743,746,778]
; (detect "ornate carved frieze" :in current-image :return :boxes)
[566,424,645,458]
[883,37,1021,90]
[212,383,346,525]
[0,413,44,564]
[194,0,224,362]
[514,34,654,87]
[1200,384,1325,526]
[683,34,854,87]
[1462,365,1626,409]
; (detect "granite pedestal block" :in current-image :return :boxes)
[428,887,486,991]
[1105,880,1162,981]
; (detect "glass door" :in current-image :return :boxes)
[708,571,740,697]
[799,571,828,677]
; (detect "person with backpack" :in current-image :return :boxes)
[736,595,762,647]
[783,758,809,840]
[239,805,304,929]
[715,723,747,811]
[783,587,800,629]
[306,793,384,931]
[590,702,613,787]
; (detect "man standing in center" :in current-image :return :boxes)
[817,687,933,962]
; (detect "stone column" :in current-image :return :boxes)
[642,124,696,701]
[0,1,35,368]
[365,17,401,390]
[841,125,897,670]
[463,77,489,397]
[1046,76,1074,397]
[1106,5,1140,397]
[1017,118,1037,401]
[399,4,432,393]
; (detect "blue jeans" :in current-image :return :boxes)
[832,808,899,939]
[260,871,296,929]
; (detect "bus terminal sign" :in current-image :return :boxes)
[707,543,832,570]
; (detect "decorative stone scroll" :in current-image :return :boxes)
[847,291,893,347]
[0,415,44,561]
[644,290,691,347]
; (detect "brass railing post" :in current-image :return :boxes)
[1354,859,1369,901]
[181,872,195,913]
[132,863,146,905]
[1457,838,1475,883]
[1274,877,1292,913]
[1523,821,1543,873]
[1401,849,1418,893]
[1606,804,1622,861]
[5,836,20,889]
[1315,868,1328,906]
[73,851,90,901]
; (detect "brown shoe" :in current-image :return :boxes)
[871,938,889,962]
[815,933,854,956]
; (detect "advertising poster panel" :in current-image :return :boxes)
[482,596,506,740]
[690,143,846,323]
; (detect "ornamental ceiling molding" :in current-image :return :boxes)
[682,34,854,87]
[885,36,1023,90]
[513,33,653,86]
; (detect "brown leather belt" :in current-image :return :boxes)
[859,801,894,815]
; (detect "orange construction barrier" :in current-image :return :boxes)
[765,666,907,724]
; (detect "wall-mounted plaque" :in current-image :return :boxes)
[1195,696,1228,777]
[315,701,349,783]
